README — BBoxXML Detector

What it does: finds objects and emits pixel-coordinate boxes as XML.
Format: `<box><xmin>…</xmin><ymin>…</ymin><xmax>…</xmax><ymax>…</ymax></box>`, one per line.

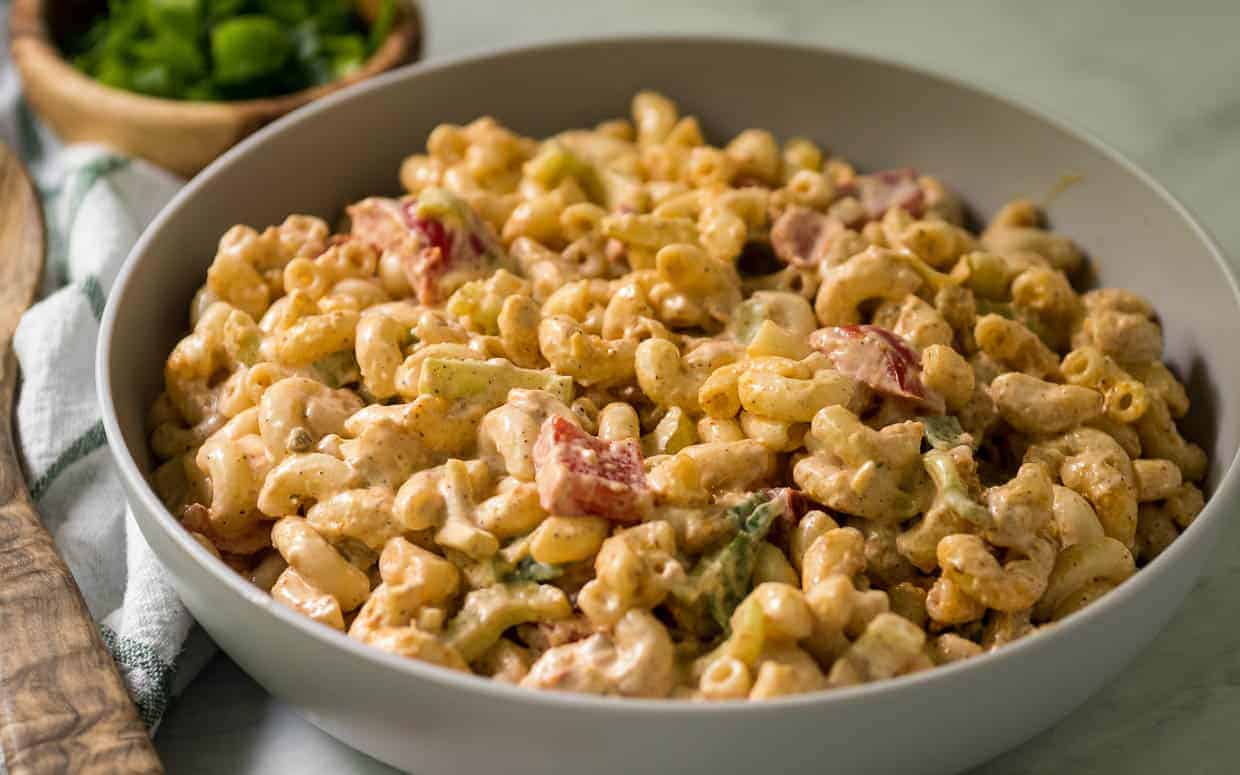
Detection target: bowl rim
<box><xmin>8</xmin><ymin>0</ymin><xmax>422</xmax><ymax>115</ymax></box>
<box><xmin>98</xmin><ymin>33</ymin><xmax>1240</xmax><ymax>717</ymax></box>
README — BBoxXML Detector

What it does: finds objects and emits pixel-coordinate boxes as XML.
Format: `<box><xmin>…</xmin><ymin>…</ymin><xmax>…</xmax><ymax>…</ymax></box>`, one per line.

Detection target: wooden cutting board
<box><xmin>0</xmin><ymin>144</ymin><xmax>163</xmax><ymax>772</ymax></box>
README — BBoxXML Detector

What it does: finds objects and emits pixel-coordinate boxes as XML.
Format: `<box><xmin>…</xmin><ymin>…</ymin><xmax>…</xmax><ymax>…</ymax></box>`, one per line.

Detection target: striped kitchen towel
<box><xmin>1</xmin><ymin>3</ymin><xmax>216</xmax><ymax>739</ymax></box>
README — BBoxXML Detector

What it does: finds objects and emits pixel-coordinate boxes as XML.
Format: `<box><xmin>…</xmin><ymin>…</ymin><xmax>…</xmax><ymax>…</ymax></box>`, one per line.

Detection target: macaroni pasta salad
<box><xmin>149</xmin><ymin>92</ymin><xmax>1208</xmax><ymax>700</ymax></box>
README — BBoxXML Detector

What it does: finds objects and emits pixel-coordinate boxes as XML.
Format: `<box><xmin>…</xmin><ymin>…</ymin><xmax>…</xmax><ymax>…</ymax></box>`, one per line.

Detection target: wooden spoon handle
<box><xmin>0</xmin><ymin>410</ymin><xmax>163</xmax><ymax>772</ymax></box>
<box><xmin>0</xmin><ymin>148</ymin><xmax>163</xmax><ymax>772</ymax></box>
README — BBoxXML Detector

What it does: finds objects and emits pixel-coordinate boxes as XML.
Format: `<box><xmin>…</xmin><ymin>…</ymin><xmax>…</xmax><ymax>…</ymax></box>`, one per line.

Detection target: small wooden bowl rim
<box><xmin>8</xmin><ymin>0</ymin><xmax>422</xmax><ymax>126</ymax></box>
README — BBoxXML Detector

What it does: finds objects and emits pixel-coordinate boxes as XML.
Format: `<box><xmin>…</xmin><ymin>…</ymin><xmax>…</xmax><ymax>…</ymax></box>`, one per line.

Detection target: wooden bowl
<box><xmin>8</xmin><ymin>0</ymin><xmax>421</xmax><ymax>178</ymax></box>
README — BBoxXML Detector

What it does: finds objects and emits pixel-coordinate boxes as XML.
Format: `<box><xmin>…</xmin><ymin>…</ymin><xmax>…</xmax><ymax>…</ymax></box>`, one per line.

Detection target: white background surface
<box><xmin>156</xmin><ymin>1</ymin><xmax>1240</xmax><ymax>772</ymax></box>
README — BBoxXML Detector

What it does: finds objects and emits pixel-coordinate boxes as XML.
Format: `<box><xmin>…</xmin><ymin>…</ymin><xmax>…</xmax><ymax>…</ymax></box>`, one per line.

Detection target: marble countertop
<box><xmin>156</xmin><ymin>1</ymin><xmax>1240</xmax><ymax>772</ymax></box>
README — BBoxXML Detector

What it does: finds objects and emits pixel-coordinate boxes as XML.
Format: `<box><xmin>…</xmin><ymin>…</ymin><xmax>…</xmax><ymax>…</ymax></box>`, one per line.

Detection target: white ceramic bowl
<box><xmin>98</xmin><ymin>37</ymin><xmax>1240</xmax><ymax>775</ymax></box>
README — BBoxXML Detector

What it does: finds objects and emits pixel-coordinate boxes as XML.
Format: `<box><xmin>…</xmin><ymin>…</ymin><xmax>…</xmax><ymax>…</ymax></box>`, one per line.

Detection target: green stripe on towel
<box><xmin>29</xmin><ymin>420</ymin><xmax>107</xmax><ymax>501</ymax></box>
<box><xmin>53</xmin><ymin>155</ymin><xmax>131</xmax><ymax>282</ymax></box>
<box><xmin>81</xmin><ymin>275</ymin><xmax>106</xmax><ymax>320</ymax></box>
<box><xmin>100</xmin><ymin>624</ymin><xmax>175</xmax><ymax>729</ymax></box>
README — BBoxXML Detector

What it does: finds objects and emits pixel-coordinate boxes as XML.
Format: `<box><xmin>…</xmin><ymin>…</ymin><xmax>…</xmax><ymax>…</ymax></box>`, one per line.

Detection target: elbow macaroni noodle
<box><xmin>148</xmin><ymin>92</ymin><xmax>1209</xmax><ymax>701</ymax></box>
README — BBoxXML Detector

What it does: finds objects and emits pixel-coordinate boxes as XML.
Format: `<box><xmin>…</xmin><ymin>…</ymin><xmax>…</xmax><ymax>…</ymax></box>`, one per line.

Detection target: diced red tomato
<box><xmin>810</xmin><ymin>324</ymin><xmax>944</xmax><ymax>411</ymax></box>
<box><xmin>533</xmin><ymin>416</ymin><xmax>653</xmax><ymax>523</ymax></box>
<box><xmin>348</xmin><ymin>192</ymin><xmax>506</xmax><ymax>305</ymax></box>
<box><xmin>399</xmin><ymin>195</ymin><xmax>503</xmax><ymax>305</ymax></box>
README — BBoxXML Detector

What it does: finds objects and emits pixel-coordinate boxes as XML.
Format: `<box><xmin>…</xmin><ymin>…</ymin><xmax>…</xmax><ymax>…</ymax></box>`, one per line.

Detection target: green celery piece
<box><xmin>668</xmin><ymin>491</ymin><xmax>788</xmax><ymax>634</ymax></box>
<box><xmin>527</xmin><ymin>142</ymin><xmax>605</xmax><ymax>203</ymax></box>
<box><xmin>312</xmin><ymin>350</ymin><xmax>360</xmax><ymax>388</ymax></box>
<box><xmin>288</xmin><ymin>19</ymin><xmax>334</xmax><ymax>84</ymax></box>
<box><xmin>95</xmin><ymin>57</ymin><xmax>133</xmax><ymax>90</ymax></box>
<box><xmin>211</xmin><ymin>16</ymin><xmax>293</xmax><ymax>85</ymax></box>
<box><xmin>301</xmin><ymin>58</ymin><xmax>337</xmax><ymax>88</ymax></box>
<box><xmin>321</xmin><ymin>34</ymin><xmax>366</xmax><ymax>79</ymax></box>
<box><xmin>412</xmin><ymin>187</ymin><xmax>475</xmax><ymax>233</ymax></box>
<box><xmin>289</xmin><ymin>19</ymin><xmax>323</xmax><ymax>61</ymax></box>
<box><xmin>445</xmin><ymin>280</ymin><xmax>496</xmax><ymax>335</ymax></box>
<box><xmin>184</xmin><ymin>80</ymin><xmax>221</xmax><ymax>100</ymax></box>
<box><xmin>107</xmin><ymin>0</ymin><xmax>144</xmax><ymax>26</ymax></box>
<box><xmin>923</xmin><ymin>448</ymin><xmax>992</xmax><ymax>529</ymax></box>
<box><xmin>643</xmin><ymin>407</ymin><xmax>695</xmax><ymax>456</ymax></box>
<box><xmin>704</xmin><ymin>493</ymin><xmax>788</xmax><ymax>629</ymax></box>
<box><xmin>206</xmin><ymin>0</ymin><xmax>248</xmax><ymax>23</ymax></box>
<box><xmin>368</xmin><ymin>0</ymin><xmax>396</xmax><ymax>51</ymax></box>
<box><xmin>312</xmin><ymin>0</ymin><xmax>354</xmax><ymax>33</ymax></box>
<box><xmin>444</xmin><ymin>582</ymin><xmax>571</xmax><ymax>662</ymax></box>
<box><xmin>99</xmin><ymin>9</ymin><xmax>143</xmax><ymax>59</ymax></box>
<box><xmin>258</xmin><ymin>0</ymin><xmax>311</xmax><ymax>24</ymax></box>
<box><xmin>133</xmin><ymin>33</ymin><xmax>208</xmax><ymax>80</ymax></box>
<box><xmin>145</xmin><ymin>0</ymin><xmax>202</xmax><ymax>39</ymax></box>
<box><xmin>418</xmin><ymin>357</ymin><xmax>574</xmax><ymax>408</ymax></box>
<box><xmin>66</xmin><ymin>4</ymin><xmax>136</xmax><ymax>83</ymax></box>
<box><xmin>701</xmin><ymin>534</ymin><xmax>762</xmax><ymax>631</ymax></box>
<box><xmin>507</xmin><ymin>557</ymin><xmax>564</xmax><ymax>584</ymax></box>
<box><xmin>922</xmin><ymin>414</ymin><xmax>971</xmax><ymax>451</ymax></box>
<box><xmin>69</xmin><ymin>0</ymin><xmax>369</xmax><ymax>100</ymax></box>
<box><xmin>130</xmin><ymin>62</ymin><xmax>178</xmax><ymax>98</ymax></box>
<box><xmin>412</xmin><ymin>187</ymin><xmax>506</xmax><ymax>258</ymax></box>
<box><xmin>411</xmin><ymin>188</ymin><xmax>511</xmax><ymax>273</ymax></box>
<box><xmin>726</xmin><ymin>491</ymin><xmax>786</xmax><ymax>535</ymax></box>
